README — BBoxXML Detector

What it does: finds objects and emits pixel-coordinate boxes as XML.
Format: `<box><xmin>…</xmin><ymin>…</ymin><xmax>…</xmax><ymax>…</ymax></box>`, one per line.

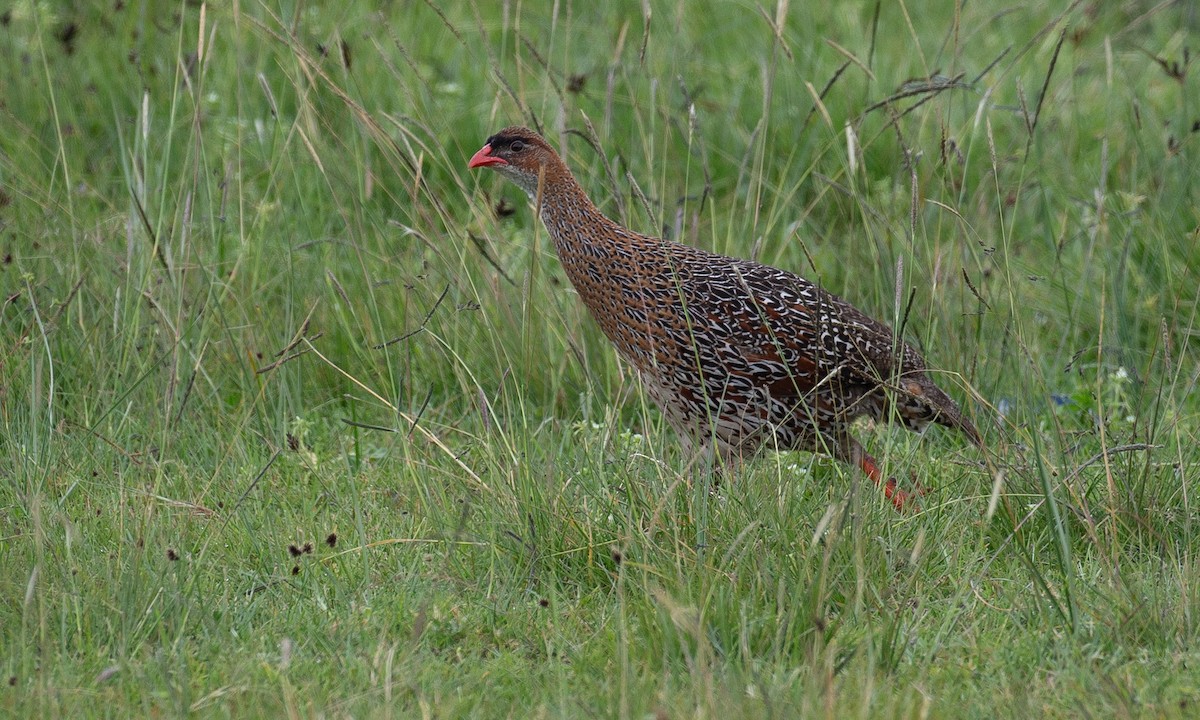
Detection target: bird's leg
<box><xmin>679</xmin><ymin>438</ymin><xmax>722</xmax><ymax>494</ymax></box>
<box><xmin>703</xmin><ymin>440</ymin><xmax>744</xmax><ymax>494</ymax></box>
<box><xmin>836</xmin><ymin>434</ymin><xmax>928</xmax><ymax>511</ymax></box>
<box><xmin>858</xmin><ymin>452</ymin><xmax>928</xmax><ymax>511</ymax></box>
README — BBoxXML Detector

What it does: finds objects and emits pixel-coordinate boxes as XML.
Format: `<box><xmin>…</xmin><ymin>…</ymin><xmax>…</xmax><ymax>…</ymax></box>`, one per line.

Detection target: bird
<box><xmin>468</xmin><ymin>125</ymin><xmax>982</xmax><ymax>510</ymax></box>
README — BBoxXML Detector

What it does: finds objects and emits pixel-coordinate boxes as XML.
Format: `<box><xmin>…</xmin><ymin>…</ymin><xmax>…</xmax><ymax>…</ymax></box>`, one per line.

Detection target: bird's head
<box><xmin>468</xmin><ymin>126</ymin><xmax>558</xmax><ymax>198</ymax></box>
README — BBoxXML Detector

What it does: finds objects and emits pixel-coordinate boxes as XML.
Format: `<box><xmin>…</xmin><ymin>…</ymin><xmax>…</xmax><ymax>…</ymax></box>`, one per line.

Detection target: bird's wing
<box><xmin>680</xmin><ymin>255</ymin><xmax>979</xmax><ymax>434</ymax></box>
<box><xmin>676</xmin><ymin>257</ymin><xmax>850</xmax><ymax>401</ymax></box>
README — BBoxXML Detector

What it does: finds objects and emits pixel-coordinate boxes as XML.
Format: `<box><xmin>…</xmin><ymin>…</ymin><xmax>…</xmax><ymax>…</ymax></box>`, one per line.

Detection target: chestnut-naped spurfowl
<box><xmin>468</xmin><ymin>126</ymin><xmax>982</xmax><ymax>510</ymax></box>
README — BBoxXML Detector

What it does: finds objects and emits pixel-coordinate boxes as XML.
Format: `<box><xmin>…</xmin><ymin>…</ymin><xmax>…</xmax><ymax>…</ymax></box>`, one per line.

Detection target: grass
<box><xmin>2</xmin><ymin>0</ymin><xmax>1198</xmax><ymax>716</ymax></box>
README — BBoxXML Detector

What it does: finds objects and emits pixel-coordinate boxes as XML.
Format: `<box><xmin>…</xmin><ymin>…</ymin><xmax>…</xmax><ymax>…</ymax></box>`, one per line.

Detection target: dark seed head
<box><xmin>302</xmin><ymin>542</ymin><xmax>313</xmax><ymax>555</ymax></box>
<box><xmin>325</xmin><ymin>532</ymin><xmax>338</xmax><ymax>547</ymax></box>
<box><xmin>291</xmin><ymin>565</ymin><xmax>300</xmax><ymax>576</ymax></box>
<box><xmin>538</xmin><ymin>598</ymin><xmax>549</xmax><ymax>607</ymax></box>
<box><xmin>288</xmin><ymin>544</ymin><xmax>302</xmax><ymax>558</ymax></box>
<box><xmin>166</xmin><ymin>548</ymin><xmax>179</xmax><ymax>561</ymax></box>
<box><xmin>55</xmin><ymin>22</ymin><xmax>78</xmax><ymax>54</ymax></box>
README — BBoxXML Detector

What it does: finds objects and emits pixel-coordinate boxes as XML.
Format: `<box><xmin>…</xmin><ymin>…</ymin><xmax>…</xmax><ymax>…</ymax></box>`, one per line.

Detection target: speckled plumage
<box><xmin>469</xmin><ymin>126</ymin><xmax>982</xmax><ymax>509</ymax></box>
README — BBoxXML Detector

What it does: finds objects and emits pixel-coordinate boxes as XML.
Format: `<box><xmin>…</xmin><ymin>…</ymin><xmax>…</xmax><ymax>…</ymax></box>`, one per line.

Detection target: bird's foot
<box><xmin>882</xmin><ymin>472</ymin><xmax>929</xmax><ymax>512</ymax></box>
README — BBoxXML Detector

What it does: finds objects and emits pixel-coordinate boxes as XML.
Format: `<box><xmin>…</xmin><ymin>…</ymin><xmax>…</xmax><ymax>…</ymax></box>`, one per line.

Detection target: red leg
<box><xmin>858</xmin><ymin>453</ymin><xmax>926</xmax><ymax>511</ymax></box>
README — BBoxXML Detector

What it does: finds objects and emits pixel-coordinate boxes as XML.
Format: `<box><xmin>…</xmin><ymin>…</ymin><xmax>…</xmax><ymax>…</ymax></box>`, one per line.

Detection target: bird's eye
<box><xmin>510</xmin><ymin>140</ymin><xmax>526</xmax><ymax>152</ymax></box>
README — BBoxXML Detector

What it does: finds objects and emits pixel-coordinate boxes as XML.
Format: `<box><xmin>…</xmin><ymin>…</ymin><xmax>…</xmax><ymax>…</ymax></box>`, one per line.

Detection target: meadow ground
<box><xmin>2</xmin><ymin>1</ymin><xmax>1198</xmax><ymax>717</ymax></box>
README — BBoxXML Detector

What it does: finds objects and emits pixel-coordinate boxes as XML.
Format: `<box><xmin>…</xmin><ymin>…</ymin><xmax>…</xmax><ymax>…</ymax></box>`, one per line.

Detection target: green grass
<box><xmin>2</xmin><ymin>0</ymin><xmax>1198</xmax><ymax>716</ymax></box>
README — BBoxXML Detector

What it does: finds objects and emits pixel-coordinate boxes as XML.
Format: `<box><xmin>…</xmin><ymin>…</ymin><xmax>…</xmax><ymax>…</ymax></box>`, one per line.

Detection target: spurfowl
<box><xmin>468</xmin><ymin>126</ymin><xmax>981</xmax><ymax>509</ymax></box>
